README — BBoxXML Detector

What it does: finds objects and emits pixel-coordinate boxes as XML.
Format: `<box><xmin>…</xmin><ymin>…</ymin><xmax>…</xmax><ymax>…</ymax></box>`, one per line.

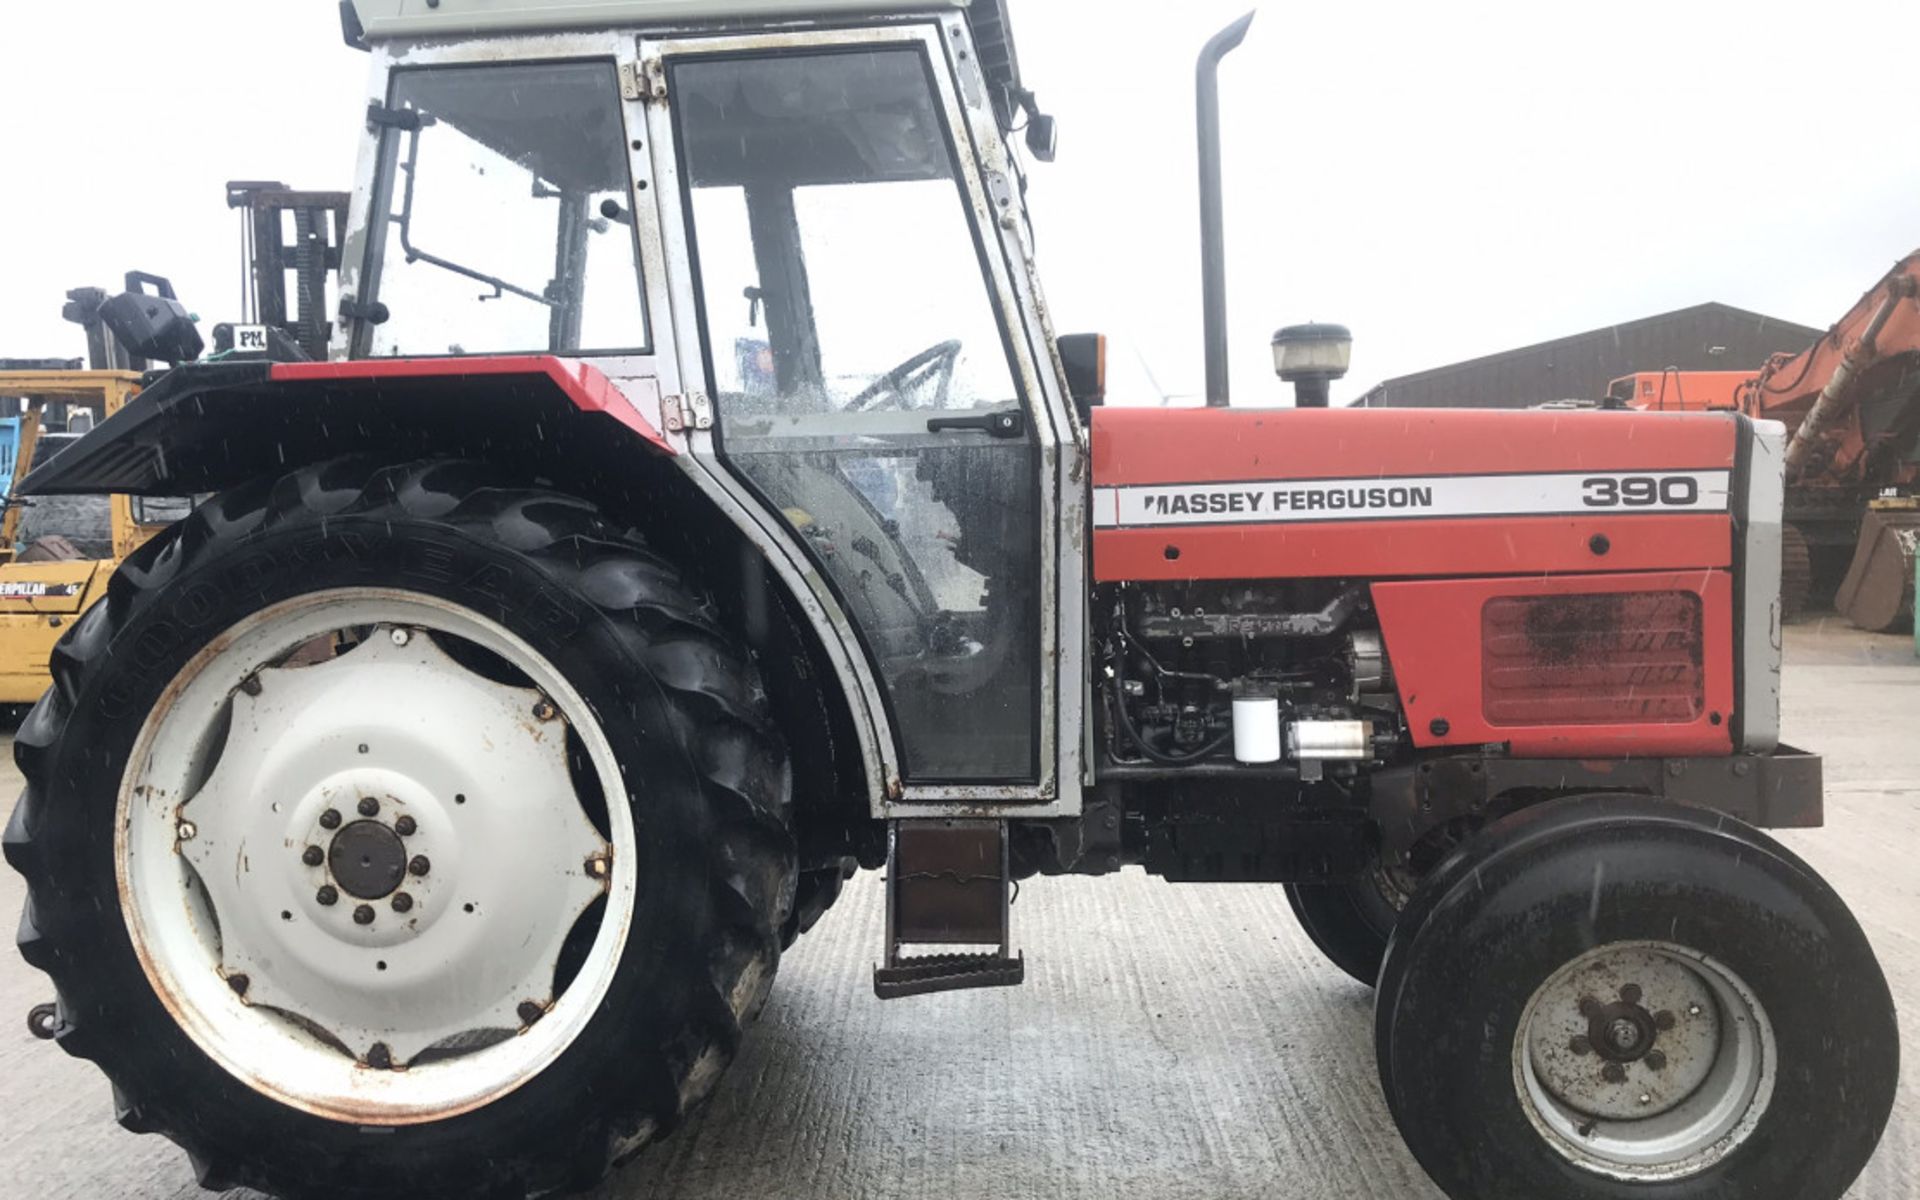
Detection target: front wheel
<box><xmin>4</xmin><ymin>459</ymin><xmax>795</xmax><ymax>1199</ymax></box>
<box><xmin>1376</xmin><ymin>795</ymin><xmax>1898</xmax><ymax>1200</ymax></box>
<box><xmin>1283</xmin><ymin>862</ymin><xmax>1412</xmax><ymax>986</ymax></box>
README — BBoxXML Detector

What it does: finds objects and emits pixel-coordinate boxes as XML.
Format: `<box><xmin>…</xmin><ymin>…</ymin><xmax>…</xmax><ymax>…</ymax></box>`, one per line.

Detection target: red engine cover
<box><xmin>1090</xmin><ymin>407</ymin><xmax>1736</xmax><ymax>581</ymax></box>
<box><xmin>1373</xmin><ymin>571</ymin><xmax>1734</xmax><ymax>756</ymax></box>
<box><xmin>1090</xmin><ymin>406</ymin><xmax>1745</xmax><ymax>755</ymax></box>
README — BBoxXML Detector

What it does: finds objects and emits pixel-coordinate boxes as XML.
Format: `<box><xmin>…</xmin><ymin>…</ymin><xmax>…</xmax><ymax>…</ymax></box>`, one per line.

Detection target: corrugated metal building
<box><xmin>1352</xmin><ymin>302</ymin><xmax>1823</xmax><ymax>409</ymax></box>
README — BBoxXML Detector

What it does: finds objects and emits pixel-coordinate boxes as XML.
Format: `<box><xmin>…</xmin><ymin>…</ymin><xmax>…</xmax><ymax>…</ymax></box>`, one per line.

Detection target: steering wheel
<box><xmin>845</xmin><ymin>339</ymin><xmax>962</xmax><ymax>412</ymax></box>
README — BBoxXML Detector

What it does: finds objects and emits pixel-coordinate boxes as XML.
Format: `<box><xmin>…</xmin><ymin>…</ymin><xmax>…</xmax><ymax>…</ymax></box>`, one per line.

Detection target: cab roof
<box><xmin>342</xmin><ymin>0</ymin><xmax>1029</xmax><ymax>133</ymax></box>
<box><xmin>344</xmin><ymin>0</ymin><xmax>967</xmax><ymax>41</ymax></box>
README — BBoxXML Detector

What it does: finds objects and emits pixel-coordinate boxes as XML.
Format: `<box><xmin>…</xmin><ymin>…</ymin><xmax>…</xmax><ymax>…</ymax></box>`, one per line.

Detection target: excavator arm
<box><xmin>1743</xmin><ymin>252</ymin><xmax>1920</xmax><ymax>491</ymax></box>
<box><xmin>1743</xmin><ymin>252</ymin><xmax>1920</xmax><ymax>632</ymax></box>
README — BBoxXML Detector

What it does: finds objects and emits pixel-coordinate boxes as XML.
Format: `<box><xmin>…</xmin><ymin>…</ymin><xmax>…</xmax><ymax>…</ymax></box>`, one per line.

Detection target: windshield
<box><xmin>357</xmin><ymin>61</ymin><xmax>649</xmax><ymax>358</ymax></box>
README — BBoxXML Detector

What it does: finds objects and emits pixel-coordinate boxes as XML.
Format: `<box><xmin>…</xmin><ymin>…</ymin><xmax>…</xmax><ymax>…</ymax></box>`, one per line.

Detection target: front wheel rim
<box><xmin>117</xmin><ymin>588</ymin><xmax>639</xmax><ymax>1126</ymax></box>
<box><xmin>1513</xmin><ymin>939</ymin><xmax>1776</xmax><ymax>1181</ymax></box>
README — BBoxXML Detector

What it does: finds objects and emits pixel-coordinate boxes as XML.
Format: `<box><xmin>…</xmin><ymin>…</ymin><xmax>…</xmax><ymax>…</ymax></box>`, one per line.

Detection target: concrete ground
<box><xmin>0</xmin><ymin>622</ymin><xmax>1915</xmax><ymax>1199</ymax></box>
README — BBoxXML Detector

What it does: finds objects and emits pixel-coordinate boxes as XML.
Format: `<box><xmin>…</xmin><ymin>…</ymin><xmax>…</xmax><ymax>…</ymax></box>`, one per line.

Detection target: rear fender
<box><xmin>15</xmin><ymin>355</ymin><xmax>671</xmax><ymax>497</ymax></box>
<box><xmin>13</xmin><ymin>355</ymin><xmax>883</xmax><ymax>834</ymax></box>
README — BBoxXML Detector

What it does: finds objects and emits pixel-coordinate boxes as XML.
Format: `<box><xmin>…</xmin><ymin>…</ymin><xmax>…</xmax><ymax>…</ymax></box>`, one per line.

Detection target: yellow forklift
<box><xmin>0</xmin><ymin>364</ymin><xmax>173</xmax><ymax>703</ymax></box>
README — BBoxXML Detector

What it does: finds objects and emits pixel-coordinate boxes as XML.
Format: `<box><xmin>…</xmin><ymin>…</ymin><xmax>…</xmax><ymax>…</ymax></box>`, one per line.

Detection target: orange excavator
<box><xmin>1610</xmin><ymin>251</ymin><xmax>1920</xmax><ymax>628</ymax></box>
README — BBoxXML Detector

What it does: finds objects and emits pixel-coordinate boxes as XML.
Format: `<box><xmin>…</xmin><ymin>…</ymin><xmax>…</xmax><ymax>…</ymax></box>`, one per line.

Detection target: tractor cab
<box><xmin>337</xmin><ymin>0</ymin><xmax>1086</xmax><ymax>805</ymax></box>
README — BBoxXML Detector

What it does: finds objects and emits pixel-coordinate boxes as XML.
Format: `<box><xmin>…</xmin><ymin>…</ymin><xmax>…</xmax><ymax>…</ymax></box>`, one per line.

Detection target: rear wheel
<box><xmin>1376</xmin><ymin>795</ymin><xmax>1898</xmax><ymax>1200</ymax></box>
<box><xmin>5</xmin><ymin>459</ymin><xmax>795</xmax><ymax>1199</ymax></box>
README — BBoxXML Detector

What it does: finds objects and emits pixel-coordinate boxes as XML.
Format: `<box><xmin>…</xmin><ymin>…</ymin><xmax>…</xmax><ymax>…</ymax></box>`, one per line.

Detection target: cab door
<box><xmin>642</xmin><ymin>24</ymin><xmax>1079</xmax><ymax>808</ymax></box>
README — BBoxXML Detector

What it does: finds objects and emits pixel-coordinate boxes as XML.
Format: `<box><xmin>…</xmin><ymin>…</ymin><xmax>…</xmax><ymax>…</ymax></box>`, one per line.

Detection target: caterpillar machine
<box><xmin>1611</xmin><ymin>251</ymin><xmax>1920</xmax><ymax>628</ymax></box>
<box><xmin>6</xmin><ymin>3</ymin><xmax>1898</xmax><ymax>1199</ymax></box>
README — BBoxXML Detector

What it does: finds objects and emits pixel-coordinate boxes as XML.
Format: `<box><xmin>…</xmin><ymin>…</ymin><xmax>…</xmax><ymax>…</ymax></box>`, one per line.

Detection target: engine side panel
<box><xmin>1090</xmin><ymin>407</ymin><xmax>1737</xmax><ymax>582</ymax></box>
<box><xmin>1372</xmin><ymin>570</ymin><xmax>1735</xmax><ymax>756</ymax></box>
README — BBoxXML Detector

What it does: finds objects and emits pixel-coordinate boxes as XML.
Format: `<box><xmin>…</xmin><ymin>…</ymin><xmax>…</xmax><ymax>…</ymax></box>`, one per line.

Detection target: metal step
<box><xmin>873</xmin><ymin>819</ymin><xmax>1021</xmax><ymax>999</ymax></box>
<box><xmin>873</xmin><ymin>952</ymin><xmax>1025</xmax><ymax>1000</ymax></box>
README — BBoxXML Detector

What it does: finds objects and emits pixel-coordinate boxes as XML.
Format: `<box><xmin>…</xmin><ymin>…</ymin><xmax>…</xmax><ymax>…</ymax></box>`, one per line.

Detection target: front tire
<box><xmin>1376</xmin><ymin>795</ymin><xmax>1898</xmax><ymax>1200</ymax></box>
<box><xmin>1283</xmin><ymin>863</ymin><xmax>1411</xmax><ymax>986</ymax></box>
<box><xmin>4</xmin><ymin>459</ymin><xmax>796</xmax><ymax>1199</ymax></box>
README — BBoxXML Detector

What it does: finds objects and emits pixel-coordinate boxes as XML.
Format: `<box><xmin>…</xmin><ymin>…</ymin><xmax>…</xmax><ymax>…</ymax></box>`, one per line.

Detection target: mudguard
<box><xmin>16</xmin><ymin>356</ymin><xmax>671</xmax><ymax>497</ymax></box>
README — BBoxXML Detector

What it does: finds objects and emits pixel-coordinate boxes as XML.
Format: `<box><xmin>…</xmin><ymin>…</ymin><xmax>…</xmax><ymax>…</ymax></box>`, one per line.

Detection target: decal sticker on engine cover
<box><xmin>1091</xmin><ymin>470</ymin><xmax>1729</xmax><ymax>528</ymax></box>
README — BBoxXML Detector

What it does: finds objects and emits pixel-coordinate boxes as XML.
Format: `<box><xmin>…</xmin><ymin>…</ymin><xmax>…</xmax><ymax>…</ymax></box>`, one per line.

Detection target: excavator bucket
<box><xmin>1835</xmin><ymin>503</ymin><xmax>1920</xmax><ymax>633</ymax></box>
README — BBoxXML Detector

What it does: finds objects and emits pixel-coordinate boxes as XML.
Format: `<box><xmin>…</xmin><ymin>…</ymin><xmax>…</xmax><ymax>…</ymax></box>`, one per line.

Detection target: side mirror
<box><xmin>1058</xmin><ymin>332</ymin><xmax>1106</xmax><ymax>424</ymax></box>
<box><xmin>1025</xmin><ymin>113</ymin><xmax>1058</xmax><ymax>163</ymax></box>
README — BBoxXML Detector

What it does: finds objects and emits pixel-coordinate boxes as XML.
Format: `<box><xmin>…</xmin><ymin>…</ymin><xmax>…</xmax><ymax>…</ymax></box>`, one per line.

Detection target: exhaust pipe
<box><xmin>1197</xmin><ymin>11</ymin><xmax>1256</xmax><ymax>408</ymax></box>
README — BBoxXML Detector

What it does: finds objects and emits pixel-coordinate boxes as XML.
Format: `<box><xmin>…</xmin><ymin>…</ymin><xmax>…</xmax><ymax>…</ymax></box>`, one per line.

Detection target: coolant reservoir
<box><xmin>1231</xmin><ymin>694</ymin><xmax>1282</xmax><ymax>764</ymax></box>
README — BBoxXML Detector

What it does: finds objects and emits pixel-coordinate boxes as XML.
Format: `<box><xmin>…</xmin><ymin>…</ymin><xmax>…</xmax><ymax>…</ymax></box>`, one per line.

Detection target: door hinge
<box><xmin>620</xmin><ymin>59</ymin><xmax>667</xmax><ymax>103</ymax></box>
<box><xmin>662</xmin><ymin>391</ymin><xmax>712</xmax><ymax>433</ymax></box>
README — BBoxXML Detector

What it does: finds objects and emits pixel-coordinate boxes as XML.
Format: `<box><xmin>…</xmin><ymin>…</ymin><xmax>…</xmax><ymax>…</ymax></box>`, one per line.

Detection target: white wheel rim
<box><xmin>117</xmin><ymin>588</ymin><xmax>639</xmax><ymax>1126</ymax></box>
<box><xmin>1513</xmin><ymin>940</ymin><xmax>1775</xmax><ymax>1181</ymax></box>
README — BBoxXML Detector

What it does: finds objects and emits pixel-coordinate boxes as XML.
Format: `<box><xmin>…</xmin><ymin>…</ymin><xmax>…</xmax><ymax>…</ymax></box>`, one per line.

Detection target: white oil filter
<box><xmin>1231</xmin><ymin>695</ymin><xmax>1282</xmax><ymax>763</ymax></box>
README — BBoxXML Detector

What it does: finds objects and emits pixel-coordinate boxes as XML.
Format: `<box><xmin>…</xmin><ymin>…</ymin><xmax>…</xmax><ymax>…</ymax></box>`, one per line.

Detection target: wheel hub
<box><xmin>118</xmin><ymin>594</ymin><xmax>638</xmax><ymax>1124</ymax></box>
<box><xmin>1515</xmin><ymin>940</ymin><xmax>1775</xmax><ymax>1181</ymax></box>
<box><xmin>327</xmin><ymin>820</ymin><xmax>408</xmax><ymax>899</ymax></box>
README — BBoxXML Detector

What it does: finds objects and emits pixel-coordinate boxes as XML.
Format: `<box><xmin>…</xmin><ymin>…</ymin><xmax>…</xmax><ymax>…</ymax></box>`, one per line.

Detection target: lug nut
<box><xmin>1645</xmin><ymin>1049</ymin><xmax>1667</xmax><ymax>1071</ymax></box>
<box><xmin>302</xmin><ymin>845</ymin><xmax>324</xmax><ymax>867</ymax></box>
<box><xmin>394</xmin><ymin>815</ymin><xmax>417</xmax><ymax>837</ymax></box>
<box><xmin>319</xmin><ymin>808</ymin><xmax>342</xmax><ymax>830</ymax></box>
<box><xmin>227</xmin><ymin>973</ymin><xmax>250</xmax><ymax>997</ymax></box>
<box><xmin>1601</xmin><ymin>1063</ymin><xmax>1627</xmax><ymax>1084</ymax></box>
<box><xmin>409</xmin><ymin>855</ymin><xmax>431</xmax><ymax>878</ymax></box>
<box><xmin>1654</xmin><ymin>1010</ymin><xmax>1677</xmax><ymax>1031</ymax></box>
<box><xmin>1620</xmin><ymin>983</ymin><xmax>1643</xmax><ymax>1005</ymax></box>
<box><xmin>532</xmin><ymin>698</ymin><xmax>558</xmax><ymax>722</ymax></box>
<box><xmin>353</xmin><ymin>904</ymin><xmax>375</xmax><ymax>925</ymax></box>
<box><xmin>317</xmin><ymin>885</ymin><xmax>339</xmax><ymax>906</ymax></box>
<box><xmin>391</xmin><ymin>892</ymin><xmax>414</xmax><ymax>913</ymax></box>
<box><xmin>367</xmin><ymin>1042</ymin><xmax>393</xmax><ymax>1070</ymax></box>
<box><xmin>517</xmin><ymin>1001</ymin><xmax>545</xmax><ymax>1025</ymax></box>
<box><xmin>358</xmin><ymin>796</ymin><xmax>380</xmax><ymax>817</ymax></box>
<box><xmin>1568</xmin><ymin>1035</ymin><xmax>1592</xmax><ymax>1057</ymax></box>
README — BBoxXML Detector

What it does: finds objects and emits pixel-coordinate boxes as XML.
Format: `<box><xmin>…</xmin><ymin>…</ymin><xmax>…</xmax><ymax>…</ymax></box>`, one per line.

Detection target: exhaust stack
<box><xmin>1197</xmin><ymin>11</ymin><xmax>1256</xmax><ymax>408</ymax></box>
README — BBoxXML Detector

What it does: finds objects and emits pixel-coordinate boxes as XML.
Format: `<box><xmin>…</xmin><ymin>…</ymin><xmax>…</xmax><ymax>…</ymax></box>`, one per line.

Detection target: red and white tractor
<box><xmin>7</xmin><ymin>2</ymin><xmax>1897</xmax><ymax>1198</ymax></box>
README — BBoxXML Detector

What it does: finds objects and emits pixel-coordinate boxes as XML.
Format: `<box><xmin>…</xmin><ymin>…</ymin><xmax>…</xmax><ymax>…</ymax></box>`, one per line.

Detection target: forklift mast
<box><xmin>225</xmin><ymin>181</ymin><xmax>353</xmax><ymax>361</ymax></box>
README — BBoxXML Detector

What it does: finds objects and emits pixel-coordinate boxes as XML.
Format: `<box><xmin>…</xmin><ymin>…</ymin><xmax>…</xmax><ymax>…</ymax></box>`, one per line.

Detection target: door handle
<box><xmin>926</xmin><ymin>410</ymin><xmax>1024</xmax><ymax>439</ymax></box>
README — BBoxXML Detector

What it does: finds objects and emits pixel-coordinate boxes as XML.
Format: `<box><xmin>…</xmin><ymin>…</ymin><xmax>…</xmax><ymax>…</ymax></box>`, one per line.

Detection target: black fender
<box><xmin>16</xmin><ymin>354</ymin><xmax>673</xmax><ymax>497</ymax></box>
<box><xmin>17</xmin><ymin>352</ymin><xmax>879</xmax><ymax>850</ymax></box>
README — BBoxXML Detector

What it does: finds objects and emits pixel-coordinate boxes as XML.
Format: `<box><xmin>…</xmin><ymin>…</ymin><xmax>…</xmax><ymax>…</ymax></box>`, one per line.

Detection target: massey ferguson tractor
<box><xmin>5</xmin><ymin>2</ymin><xmax>1898</xmax><ymax>1198</ymax></box>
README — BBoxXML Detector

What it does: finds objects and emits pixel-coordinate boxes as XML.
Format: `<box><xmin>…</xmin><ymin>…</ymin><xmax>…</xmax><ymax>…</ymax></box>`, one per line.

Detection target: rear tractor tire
<box><xmin>1376</xmin><ymin>795</ymin><xmax>1898</xmax><ymax>1200</ymax></box>
<box><xmin>4</xmin><ymin>459</ymin><xmax>796</xmax><ymax>1200</ymax></box>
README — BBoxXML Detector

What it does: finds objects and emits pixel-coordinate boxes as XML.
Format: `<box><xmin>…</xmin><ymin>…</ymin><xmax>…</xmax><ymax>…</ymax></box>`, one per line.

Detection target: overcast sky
<box><xmin>3</xmin><ymin>1</ymin><xmax>1916</xmax><ymax>406</ymax></box>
